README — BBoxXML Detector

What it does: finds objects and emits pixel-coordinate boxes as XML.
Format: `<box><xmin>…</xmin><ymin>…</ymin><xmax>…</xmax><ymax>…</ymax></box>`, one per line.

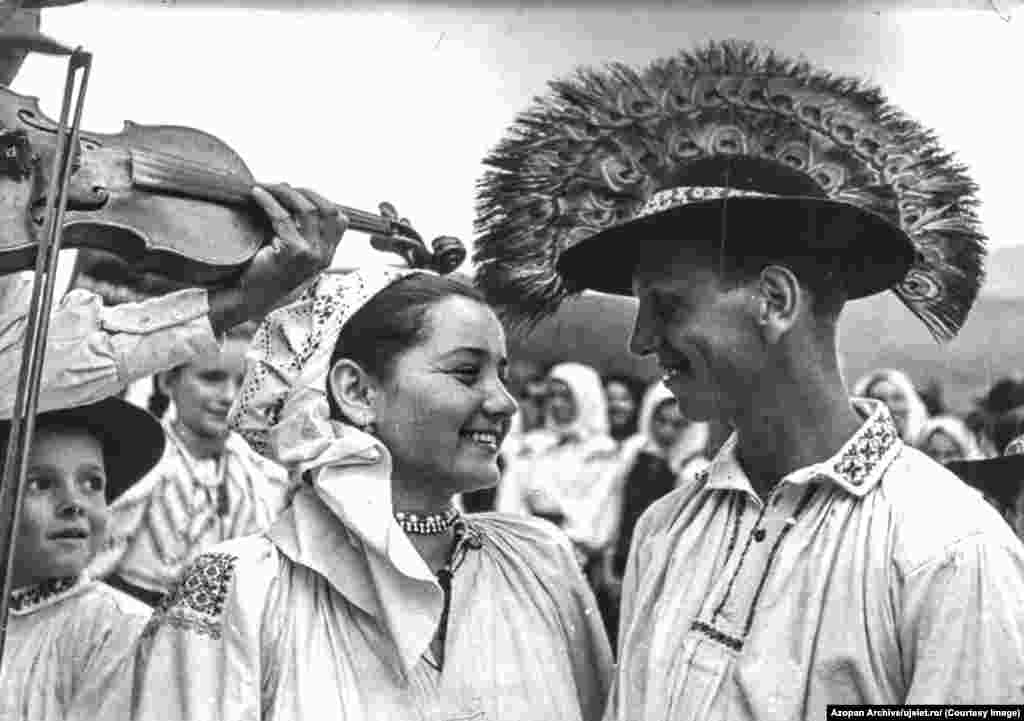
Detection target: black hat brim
<box><xmin>0</xmin><ymin>397</ymin><xmax>165</xmax><ymax>502</ymax></box>
<box><xmin>556</xmin><ymin>196</ymin><xmax>915</xmax><ymax>299</ymax></box>
<box><xmin>946</xmin><ymin>455</ymin><xmax>1024</xmax><ymax>509</ymax></box>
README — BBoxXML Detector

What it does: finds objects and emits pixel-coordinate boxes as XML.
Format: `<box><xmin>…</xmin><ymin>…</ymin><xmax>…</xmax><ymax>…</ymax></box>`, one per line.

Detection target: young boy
<box><xmin>1</xmin><ymin>395</ymin><xmax>165</xmax><ymax>720</ymax></box>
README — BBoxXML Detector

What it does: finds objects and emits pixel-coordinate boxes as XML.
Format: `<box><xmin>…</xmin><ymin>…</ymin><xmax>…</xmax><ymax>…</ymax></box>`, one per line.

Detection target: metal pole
<box><xmin>0</xmin><ymin>47</ymin><xmax>91</xmax><ymax>666</ymax></box>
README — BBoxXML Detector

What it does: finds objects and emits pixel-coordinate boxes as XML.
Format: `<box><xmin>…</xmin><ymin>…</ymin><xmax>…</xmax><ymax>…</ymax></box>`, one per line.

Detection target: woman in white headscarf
<box><xmin>497</xmin><ymin>362</ymin><xmax>622</xmax><ymax>569</ymax></box>
<box><xmin>916</xmin><ymin>415</ymin><xmax>986</xmax><ymax>465</ymax></box>
<box><xmin>129</xmin><ymin>269</ymin><xmax>612</xmax><ymax>721</ymax></box>
<box><xmin>594</xmin><ymin>382</ymin><xmax>710</xmax><ymax>640</ymax></box>
<box><xmin>853</xmin><ymin>369</ymin><xmax>930</xmax><ymax>444</ymax></box>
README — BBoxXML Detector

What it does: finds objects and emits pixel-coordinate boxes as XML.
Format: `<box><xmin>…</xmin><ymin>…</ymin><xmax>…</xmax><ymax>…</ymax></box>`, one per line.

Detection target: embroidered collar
<box><xmin>10</xmin><ymin>575</ymin><xmax>89</xmax><ymax>615</ymax></box>
<box><xmin>700</xmin><ymin>399</ymin><xmax>902</xmax><ymax>500</ymax></box>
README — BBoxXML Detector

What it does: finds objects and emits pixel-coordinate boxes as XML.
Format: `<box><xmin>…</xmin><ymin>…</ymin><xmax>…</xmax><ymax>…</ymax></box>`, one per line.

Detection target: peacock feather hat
<box><xmin>474</xmin><ymin>40</ymin><xmax>986</xmax><ymax>341</ymax></box>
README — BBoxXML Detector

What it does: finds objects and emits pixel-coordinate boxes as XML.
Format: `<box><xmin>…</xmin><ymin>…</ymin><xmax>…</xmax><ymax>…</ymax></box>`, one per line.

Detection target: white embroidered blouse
<box><xmin>130</xmin><ymin>488</ymin><xmax>613</xmax><ymax>721</ymax></box>
<box><xmin>1</xmin><ymin>575</ymin><xmax>151</xmax><ymax>721</ymax></box>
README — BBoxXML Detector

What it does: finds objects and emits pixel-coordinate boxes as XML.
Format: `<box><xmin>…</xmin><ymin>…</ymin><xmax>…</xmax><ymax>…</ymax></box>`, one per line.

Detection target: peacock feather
<box><xmin>474</xmin><ymin>39</ymin><xmax>985</xmax><ymax>341</ymax></box>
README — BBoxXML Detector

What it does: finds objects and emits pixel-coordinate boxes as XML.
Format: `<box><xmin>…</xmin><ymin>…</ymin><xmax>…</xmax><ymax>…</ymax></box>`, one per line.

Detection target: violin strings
<box><xmin>130</xmin><ymin>147</ymin><xmax>390</xmax><ymax>234</ymax></box>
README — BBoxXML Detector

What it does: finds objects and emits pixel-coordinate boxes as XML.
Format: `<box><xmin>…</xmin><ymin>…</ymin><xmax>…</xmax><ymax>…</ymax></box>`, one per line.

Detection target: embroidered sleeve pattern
<box><xmin>144</xmin><ymin>552</ymin><xmax>238</xmax><ymax>640</ymax></box>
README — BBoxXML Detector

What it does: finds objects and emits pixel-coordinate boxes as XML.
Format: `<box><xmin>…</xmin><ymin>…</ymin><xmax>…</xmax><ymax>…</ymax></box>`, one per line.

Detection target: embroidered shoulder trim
<box><xmin>147</xmin><ymin>552</ymin><xmax>238</xmax><ymax>640</ymax></box>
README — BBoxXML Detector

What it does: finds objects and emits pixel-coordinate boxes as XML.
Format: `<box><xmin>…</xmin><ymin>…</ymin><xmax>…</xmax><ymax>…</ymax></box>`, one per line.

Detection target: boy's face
<box><xmin>13</xmin><ymin>426</ymin><xmax>109</xmax><ymax>588</ymax></box>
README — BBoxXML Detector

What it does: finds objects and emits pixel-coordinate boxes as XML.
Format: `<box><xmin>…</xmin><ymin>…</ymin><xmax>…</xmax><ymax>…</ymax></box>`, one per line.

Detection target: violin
<box><xmin>0</xmin><ymin>85</ymin><xmax>466</xmax><ymax>281</ymax></box>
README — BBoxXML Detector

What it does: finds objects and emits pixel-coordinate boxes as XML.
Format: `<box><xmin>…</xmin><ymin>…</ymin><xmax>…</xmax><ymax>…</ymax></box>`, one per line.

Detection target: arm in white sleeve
<box><xmin>0</xmin><ymin>273</ymin><xmax>219</xmax><ymax>417</ymax></box>
<box><xmin>900</xmin><ymin>528</ymin><xmax>1024</xmax><ymax>703</ymax></box>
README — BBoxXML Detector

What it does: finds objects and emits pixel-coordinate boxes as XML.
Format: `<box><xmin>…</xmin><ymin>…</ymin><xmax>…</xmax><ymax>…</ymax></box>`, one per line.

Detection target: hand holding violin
<box><xmin>207</xmin><ymin>184</ymin><xmax>346</xmax><ymax>334</ymax></box>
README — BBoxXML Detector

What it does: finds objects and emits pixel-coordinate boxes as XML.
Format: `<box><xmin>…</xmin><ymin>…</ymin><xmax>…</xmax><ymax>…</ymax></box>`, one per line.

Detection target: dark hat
<box><xmin>555</xmin><ymin>154</ymin><xmax>914</xmax><ymax>300</ymax></box>
<box><xmin>475</xmin><ymin>40</ymin><xmax>986</xmax><ymax>341</ymax></box>
<box><xmin>946</xmin><ymin>455</ymin><xmax>1024</xmax><ymax>510</ymax></box>
<box><xmin>0</xmin><ymin>396</ymin><xmax>165</xmax><ymax>502</ymax></box>
<box><xmin>976</xmin><ymin>377</ymin><xmax>1024</xmax><ymax>416</ymax></box>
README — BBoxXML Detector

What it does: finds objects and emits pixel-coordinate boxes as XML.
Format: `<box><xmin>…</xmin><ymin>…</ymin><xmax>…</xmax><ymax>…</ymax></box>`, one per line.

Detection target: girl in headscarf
<box><xmin>612</xmin><ymin>383</ymin><xmax>710</xmax><ymax>563</ymax></box>
<box><xmin>130</xmin><ymin>269</ymin><xmax>612</xmax><ymax>721</ymax></box>
<box><xmin>916</xmin><ymin>415</ymin><xmax>985</xmax><ymax>465</ymax></box>
<box><xmin>498</xmin><ymin>362</ymin><xmax>623</xmax><ymax>570</ymax></box>
<box><xmin>853</xmin><ymin>368</ymin><xmax>930</xmax><ymax>444</ymax></box>
<box><xmin>595</xmin><ymin>382</ymin><xmax>710</xmax><ymax>641</ymax></box>
<box><xmin>603</xmin><ymin>374</ymin><xmax>642</xmax><ymax>446</ymax></box>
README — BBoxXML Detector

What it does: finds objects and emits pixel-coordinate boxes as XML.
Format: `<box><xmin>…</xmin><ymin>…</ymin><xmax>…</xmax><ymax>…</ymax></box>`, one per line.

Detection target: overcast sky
<box><xmin>14</xmin><ymin>0</ymin><xmax>1024</xmax><ymax>283</ymax></box>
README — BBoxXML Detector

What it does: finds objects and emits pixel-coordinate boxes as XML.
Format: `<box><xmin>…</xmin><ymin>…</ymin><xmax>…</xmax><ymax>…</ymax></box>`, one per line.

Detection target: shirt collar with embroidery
<box><xmin>10</xmin><ymin>574</ymin><xmax>90</xmax><ymax>615</ymax></box>
<box><xmin>700</xmin><ymin>398</ymin><xmax>902</xmax><ymax>499</ymax></box>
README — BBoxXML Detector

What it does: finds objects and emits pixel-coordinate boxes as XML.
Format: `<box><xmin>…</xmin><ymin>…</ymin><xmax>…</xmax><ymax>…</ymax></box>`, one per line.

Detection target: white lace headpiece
<box><xmin>228</xmin><ymin>267</ymin><xmax>430</xmax><ymax>464</ymax></box>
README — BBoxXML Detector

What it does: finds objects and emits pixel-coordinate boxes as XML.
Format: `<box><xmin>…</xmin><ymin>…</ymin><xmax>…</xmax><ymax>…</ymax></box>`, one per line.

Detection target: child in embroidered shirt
<box><xmin>0</xmin><ymin>397</ymin><xmax>164</xmax><ymax>721</ymax></box>
<box><xmin>91</xmin><ymin>328</ymin><xmax>290</xmax><ymax>606</ymax></box>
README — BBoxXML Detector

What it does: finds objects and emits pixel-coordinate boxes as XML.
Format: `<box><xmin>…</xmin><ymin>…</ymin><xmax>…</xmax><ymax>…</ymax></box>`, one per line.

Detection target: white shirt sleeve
<box><xmin>0</xmin><ymin>272</ymin><xmax>219</xmax><ymax>417</ymax></box>
<box><xmin>900</xmin><ymin>528</ymin><xmax>1024</xmax><ymax>703</ymax></box>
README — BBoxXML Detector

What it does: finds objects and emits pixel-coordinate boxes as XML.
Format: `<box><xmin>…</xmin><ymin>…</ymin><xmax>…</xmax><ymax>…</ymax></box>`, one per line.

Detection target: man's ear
<box><xmin>327</xmin><ymin>359</ymin><xmax>379</xmax><ymax>427</ymax></box>
<box><xmin>757</xmin><ymin>264</ymin><xmax>803</xmax><ymax>344</ymax></box>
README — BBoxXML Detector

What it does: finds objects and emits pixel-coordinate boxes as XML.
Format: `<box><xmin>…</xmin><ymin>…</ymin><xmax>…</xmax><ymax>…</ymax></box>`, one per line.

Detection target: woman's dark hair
<box><xmin>326</xmin><ymin>274</ymin><xmax>489</xmax><ymax>423</ymax></box>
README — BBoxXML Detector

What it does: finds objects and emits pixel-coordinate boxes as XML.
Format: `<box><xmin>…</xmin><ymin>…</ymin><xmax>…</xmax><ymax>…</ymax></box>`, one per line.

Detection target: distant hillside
<box><xmin>511</xmin><ymin>257</ymin><xmax>1024</xmax><ymax>414</ymax></box>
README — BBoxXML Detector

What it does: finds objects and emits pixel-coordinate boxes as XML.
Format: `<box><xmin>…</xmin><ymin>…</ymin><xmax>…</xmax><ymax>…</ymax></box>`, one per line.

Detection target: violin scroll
<box><xmin>430</xmin><ymin>235</ymin><xmax>466</xmax><ymax>275</ymax></box>
<box><xmin>369</xmin><ymin>202</ymin><xmax>466</xmax><ymax>275</ymax></box>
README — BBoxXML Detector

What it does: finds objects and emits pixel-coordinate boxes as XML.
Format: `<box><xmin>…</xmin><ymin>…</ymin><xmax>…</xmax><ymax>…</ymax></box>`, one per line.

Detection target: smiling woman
<box><xmin>129</xmin><ymin>268</ymin><xmax>612</xmax><ymax>721</ymax></box>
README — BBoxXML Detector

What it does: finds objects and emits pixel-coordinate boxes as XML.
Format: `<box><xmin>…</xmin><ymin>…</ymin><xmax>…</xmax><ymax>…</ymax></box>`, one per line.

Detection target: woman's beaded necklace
<box><xmin>394</xmin><ymin>505</ymin><xmax>460</xmax><ymax>535</ymax></box>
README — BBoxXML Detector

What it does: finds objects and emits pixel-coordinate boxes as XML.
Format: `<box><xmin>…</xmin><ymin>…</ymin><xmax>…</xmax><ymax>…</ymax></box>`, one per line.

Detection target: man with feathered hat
<box><xmin>475</xmin><ymin>41</ymin><xmax>1024</xmax><ymax>716</ymax></box>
